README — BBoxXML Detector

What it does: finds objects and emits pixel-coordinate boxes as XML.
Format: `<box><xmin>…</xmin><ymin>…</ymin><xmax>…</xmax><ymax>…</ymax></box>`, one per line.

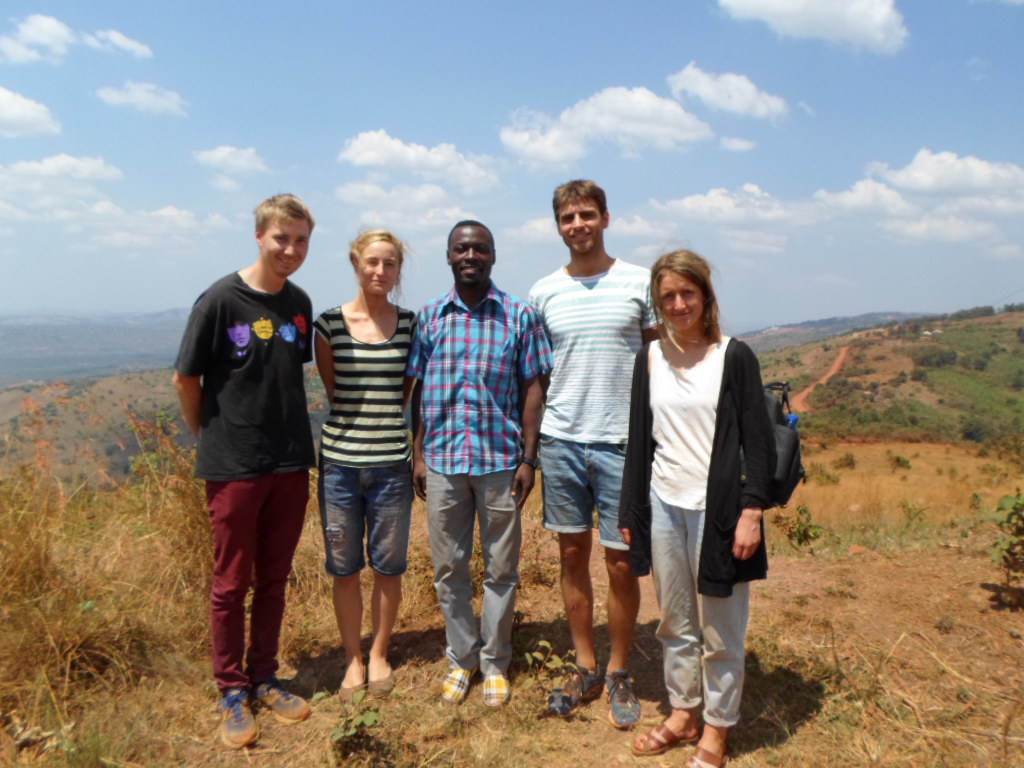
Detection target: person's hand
<box><xmin>413</xmin><ymin>457</ymin><xmax>427</xmax><ymax>501</ymax></box>
<box><xmin>619</xmin><ymin>527</ymin><xmax>632</xmax><ymax>547</ymax></box>
<box><xmin>511</xmin><ymin>464</ymin><xmax>535</xmax><ymax>509</ymax></box>
<box><xmin>733</xmin><ymin>507</ymin><xmax>763</xmax><ymax>560</ymax></box>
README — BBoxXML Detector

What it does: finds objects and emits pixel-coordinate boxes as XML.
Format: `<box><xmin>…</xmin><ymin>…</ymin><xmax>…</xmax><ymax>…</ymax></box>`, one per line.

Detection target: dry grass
<box><xmin>1</xmin><ymin>408</ymin><xmax>1022</xmax><ymax>766</ymax></box>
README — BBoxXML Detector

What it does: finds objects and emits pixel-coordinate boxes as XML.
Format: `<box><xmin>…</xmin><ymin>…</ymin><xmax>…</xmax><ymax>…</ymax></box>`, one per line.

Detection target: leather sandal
<box><xmin>631</xmin><ymin>723</ymin><xmax>699</xmax><ymax>756</ymax></box>
<box><xmin>686</xmin><ymin>745</ymin><xmax>728</xmax><ymax>768</ymax></box>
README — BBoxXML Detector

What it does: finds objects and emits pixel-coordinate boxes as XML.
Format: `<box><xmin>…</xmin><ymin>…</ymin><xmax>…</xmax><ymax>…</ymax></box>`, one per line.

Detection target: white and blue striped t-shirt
<box><xmin>529</xmin><ymin>259</ymin><xmax>655</xmax><ymax>442</ymax></box>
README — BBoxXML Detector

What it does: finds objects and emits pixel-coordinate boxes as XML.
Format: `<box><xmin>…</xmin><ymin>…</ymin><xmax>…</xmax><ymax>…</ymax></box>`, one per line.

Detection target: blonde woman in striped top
<box><xmin>314</xmin><ymin>230</ymin><xmax>416</xmax><ymax>701</ymax></box>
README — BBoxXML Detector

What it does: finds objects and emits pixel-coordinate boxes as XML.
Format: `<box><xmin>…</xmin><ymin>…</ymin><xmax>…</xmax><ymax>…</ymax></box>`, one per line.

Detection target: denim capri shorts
<box><xmin>317</xmin><ymin>459</ymin><xmax>414</xmax><ymax>577</ymax></box>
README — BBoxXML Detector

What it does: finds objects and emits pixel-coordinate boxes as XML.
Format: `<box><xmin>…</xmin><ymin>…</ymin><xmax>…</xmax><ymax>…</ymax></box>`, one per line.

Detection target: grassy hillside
<box><xmin>3</xmin><ymin>310</ymin><xmax>1023</xmax><ymax>486</ymax></box>
<box><xmin>759</xmin><ymin>310</ymin><xmax>1024</xmax><ymax>456</ymax></box>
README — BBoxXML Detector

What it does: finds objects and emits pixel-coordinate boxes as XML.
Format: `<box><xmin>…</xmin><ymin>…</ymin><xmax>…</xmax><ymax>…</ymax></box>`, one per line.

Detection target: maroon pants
<box><xmin>206</xmin><ymin>470</ymin><xmax>309</xmax><ymax>693</ymax></box>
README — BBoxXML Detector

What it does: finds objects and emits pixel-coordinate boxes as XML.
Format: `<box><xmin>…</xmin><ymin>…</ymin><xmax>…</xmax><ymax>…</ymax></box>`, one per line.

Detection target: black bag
<box><xmin>761</xmin><ymin>381</ymin><xmax>805</xmax><ymax>507</ymax></box>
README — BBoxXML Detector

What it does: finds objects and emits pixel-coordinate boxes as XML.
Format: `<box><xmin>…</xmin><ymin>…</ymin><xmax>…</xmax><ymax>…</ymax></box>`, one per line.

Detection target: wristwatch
<box><xmin>520</xmin><ymin>455</ymin><xmax>539</xmax><ymax>468</ymax></box>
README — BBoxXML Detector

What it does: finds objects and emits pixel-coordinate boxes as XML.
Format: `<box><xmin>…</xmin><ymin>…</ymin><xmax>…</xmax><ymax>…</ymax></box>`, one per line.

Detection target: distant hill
<box><xmin>0</xmin><ymin>309</ymin><xmax>189</xmax><ymax>386</ymax></box>
<box><xmin>757</xmin><ymin>310</ymin><xmax>1024</xmax><ymax>447</ymax></box>
<box><xmin>740</xmin><ymin>312</ymin><xmax>916</xmax><ymax>352</ymax></box>
<box><xmin>0</xmin><ymin>308</ymin><xmax>920</xmax><ymax>386</ymax></box>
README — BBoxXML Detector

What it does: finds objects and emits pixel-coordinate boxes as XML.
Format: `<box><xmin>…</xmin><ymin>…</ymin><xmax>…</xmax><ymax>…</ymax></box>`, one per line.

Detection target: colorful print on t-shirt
<box><xmin>253</xmin><ymin>316</ymin><xmax>275</xmax><ymax>340</ymax></box>
<box><xmin>227</xmin><ymin>323</ymin><xmax>251</xmax><ymax>356</ymax></box>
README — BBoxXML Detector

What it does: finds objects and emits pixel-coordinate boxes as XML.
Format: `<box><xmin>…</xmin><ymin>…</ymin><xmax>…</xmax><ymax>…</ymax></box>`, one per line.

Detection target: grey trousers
<box><xmin>426</xmin><ymin>468</ymin><xmax>522</xmax><ymax>677</ymax></box>
<box><xmin>650</xmin><ymin>488</ymin><xmax>750</xmax><ymax>728</ymax></box>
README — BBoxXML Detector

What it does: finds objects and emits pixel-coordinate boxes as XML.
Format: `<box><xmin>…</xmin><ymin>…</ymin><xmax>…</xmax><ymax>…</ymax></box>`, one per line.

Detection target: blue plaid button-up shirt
<box><xmin>407</xmin><ymin>283</ymin><xmax>553</xmax><ymax>476</ymax></box>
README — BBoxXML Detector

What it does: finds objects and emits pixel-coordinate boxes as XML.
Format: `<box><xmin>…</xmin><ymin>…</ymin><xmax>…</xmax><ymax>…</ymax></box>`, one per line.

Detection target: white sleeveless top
<box><xmin>650</xmin><ymin>337</ymin><xmax>729</xmax><ymax>510</ymax></box>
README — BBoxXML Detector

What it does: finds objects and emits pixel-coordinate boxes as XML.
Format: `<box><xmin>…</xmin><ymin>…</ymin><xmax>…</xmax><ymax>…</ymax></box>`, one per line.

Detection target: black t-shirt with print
<box><xmin>175</xmin><ymin>272</ymin><xmax>315</xmax><ymax>481</ymax></box>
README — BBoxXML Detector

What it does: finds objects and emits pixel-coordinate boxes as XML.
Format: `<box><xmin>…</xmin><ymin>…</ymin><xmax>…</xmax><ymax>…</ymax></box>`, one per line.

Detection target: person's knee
<box><xmin>604</xmin><ymin>549</ymin><xmax>636</xmax><ymax>587</ymax></box>
<box><xmin>559</xmin><ymin>535</ymin><xmax>591</xmax><ymax>573</ymax></box>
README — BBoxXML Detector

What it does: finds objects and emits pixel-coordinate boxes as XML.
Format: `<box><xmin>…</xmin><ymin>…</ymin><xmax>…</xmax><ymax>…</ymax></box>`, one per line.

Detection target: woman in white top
<box><xmin>314</xmin><ymin>230</ymin><xmax>416</xmax><ymax>700</ymax></box>
<box><xmin>620</xmin><ymin>250</ymin><xmax>774</xmax><ymax>768</ymax></box>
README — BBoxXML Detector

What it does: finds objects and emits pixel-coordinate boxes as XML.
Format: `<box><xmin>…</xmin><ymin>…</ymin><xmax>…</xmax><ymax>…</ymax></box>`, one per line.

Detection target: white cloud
<box><xmin>720</xmin><ymin>136</ymin><xmax>756</xmax><ymax>152</ymax></box>
<box><xmin>933</xmin><ymin>192</ymin><xmax>1024</xmax><ymax>217</ymax></box>
<box><xmin>720</xmin><ymin>229</ymin><xmax>788</xmax><ymax>253</ymax></box>
<box><xmin>506</xmin><ymin>217</ymin><xmax>559</xmax><ymax>242</ymax></box>
<box><xmin>0</xmin><ymin>15</ymin><xmax>75</xmax><ymax>63</ymax></box>
<box><xmin>668</xmin><ymin>62</ymin><xmax>787</xmax><ymax>119</ymax></box>
<box><xmin>882</xmin><ymin>215</ymin><xmax>999</xmax><ymax>242</ymax></box>
<box><xmin>718</xmin><ymin>0</ymin><xmax>908</xmax><ymax>54</ymax></box>
<box><xmin>83</xmin><ymin>205</ymin><xmax>203</xmax><ymax>250</ymax></box>
<box><xmin>613</xmin><ymin>215</ymin><xmax>676</xmax><ymax>238</ymax></box>
<box><xmin>96</xmin><ymin>81</ymin><xmax>186</xmax><ymax>116</ymax></box>
<box><xmin>195</xmin><ymin>146</ymin><xmax>268</xmax><ymax>175</ymax></box>
<box><xmin>500</xmin><ymin>87</ymin><xmax>712</xmax><ymax>168</ymax></box>
<box><xmin>8</xmin><ymin>154</ymin><xmax>122</xmax><ymax>180</ymax></box>
<box><xmin>0</xmin><ymin>155</ymin><xmax>122</xmax><ymax>218</ymax></box>
<box><xmin>653</xmin><ymin>183</ymin><xmax>796</xmax><ymax>223</ymax></box>
<box><xmin>0</xmin><ymin>86</ymin><xmax>60</xmax><ymax>137</ymax></box>
<box><xmin>334</xmin><ymin>181</ymin><xmax>473</xmax><ymax>229</ymax></box>
<box><xmin>89</xmin><ymin>29</ymin><xmax>152</xmax><ymax>58</ymax></box>
<box><xmin>338</xmin><ymin>130</ymin><xmax>498</xmax><ymax>194</ymax></box>
<box><xmin>869</xmin><ymin>149</ymin><xmax>1024</xmax><ymax>193</ymax></box>
<box><xmin>0</xmin><ymin>15</ymin><xmax>151</xmax><ymax>63</ymax></box>
<box><xmin>814</xmin><ymin>179</ymin><xmax>916</xmax><ymax>215</ymax></box>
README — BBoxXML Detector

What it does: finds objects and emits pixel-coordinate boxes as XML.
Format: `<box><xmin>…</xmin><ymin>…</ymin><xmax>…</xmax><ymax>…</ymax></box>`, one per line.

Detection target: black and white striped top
<box><xmin>313</xmin><ymin>306</ymin><xmax>416</xmax><ymax>467</ymax></box>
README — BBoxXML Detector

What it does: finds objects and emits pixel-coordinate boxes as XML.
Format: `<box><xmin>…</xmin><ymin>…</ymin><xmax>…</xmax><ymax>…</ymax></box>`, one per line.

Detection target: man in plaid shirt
<box><xmin>407</xmin><ymin>220</ymin><xmax>552</xmax><ymax>708</ymax></box>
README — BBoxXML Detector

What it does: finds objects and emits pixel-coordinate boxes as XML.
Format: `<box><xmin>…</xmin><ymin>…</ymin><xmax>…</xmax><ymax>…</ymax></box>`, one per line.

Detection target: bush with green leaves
<box><xmin>991</xmin><ymin>490</ymin><xmax>1024</xmax><ymax>605</ymax></box>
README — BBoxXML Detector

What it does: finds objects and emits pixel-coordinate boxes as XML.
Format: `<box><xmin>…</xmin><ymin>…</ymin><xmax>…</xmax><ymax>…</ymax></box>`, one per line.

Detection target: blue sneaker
<box><xmin>254</xmin><ymin>677</ymin><xmax>311</xmax><ymax>723</ymax></box>
<box><xmin>548</xmin><ymin>663</ymin><xmax>603</xmax><ymax>717</ymax></box>
<box><xmin>606</xmin><ymin>669</ymin><xmax>641</xmax><ymax>729</ymax></box>
<box><xmin>218</xmin><ymin>688</ymin><xmax>258</xmax><ymax>748</ymax></box>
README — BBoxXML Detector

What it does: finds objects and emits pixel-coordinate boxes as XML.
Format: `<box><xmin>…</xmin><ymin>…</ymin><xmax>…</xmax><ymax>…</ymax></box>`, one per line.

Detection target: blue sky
<box><xmin>1</xmin><ymin>0</ymin><xmax>1023</xmax><ymax>334</ymax></box>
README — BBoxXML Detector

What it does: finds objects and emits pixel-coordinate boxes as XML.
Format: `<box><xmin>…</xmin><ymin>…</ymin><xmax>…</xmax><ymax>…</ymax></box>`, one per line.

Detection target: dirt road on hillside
<box><xmin>791</xmin><ymin>345</ymin><xmax>850</xmax><ymax>413</ymax></box>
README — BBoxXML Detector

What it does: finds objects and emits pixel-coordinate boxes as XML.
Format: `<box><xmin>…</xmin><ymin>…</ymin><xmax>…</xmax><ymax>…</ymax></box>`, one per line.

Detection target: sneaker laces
<box><xmin>258</xmin><ymin>677</ymin><xmax>294</xmax><ymax>699</ymax></box>
<box><xmin>222</xmin><ymin>690</ymin><xmax>250</xmax><ymax>722</ymax></box>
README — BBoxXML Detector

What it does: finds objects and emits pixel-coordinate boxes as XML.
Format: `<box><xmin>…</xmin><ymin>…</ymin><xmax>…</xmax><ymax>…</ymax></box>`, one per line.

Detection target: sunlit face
<box><xmin>556</xmin><ymin>199</ymin><xmax>609</xmax><ymax>257</ymax></box>
<box><xmin>447</xmin><ymin>225</ymin><xmax>495</xmax><ymax>289</ymax></box>
<box><xmin>658</xmin><ymin>271</ymin><xmax>706</xmax><ymax>337</ymax></box>
<box><xmin>354</xmin><ymin>240</ymin><xmax>400</xmax><ymax>296</ymax></box>
<box><xmin>255</xmin><ymin>217</ymin><xmax>311</xmax><ymax>280</ymax></box>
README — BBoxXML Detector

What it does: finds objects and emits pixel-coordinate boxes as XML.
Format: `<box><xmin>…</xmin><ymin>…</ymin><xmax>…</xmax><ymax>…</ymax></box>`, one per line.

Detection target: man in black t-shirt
<box><xmin>173</xmin><ymin>194</ymin><xmax>316</xmax><ymax>749</ymax></box>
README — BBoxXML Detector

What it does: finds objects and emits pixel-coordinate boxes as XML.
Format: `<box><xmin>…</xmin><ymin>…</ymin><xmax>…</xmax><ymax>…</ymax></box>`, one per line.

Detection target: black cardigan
<box><xmin>618</xmin><ymin>338</ymin><xmax>776</xmax><ymax>597</ymax></box>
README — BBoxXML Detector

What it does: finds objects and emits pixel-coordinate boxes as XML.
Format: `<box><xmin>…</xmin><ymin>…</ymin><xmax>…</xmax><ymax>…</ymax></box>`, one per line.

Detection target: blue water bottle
<box><xmin>787</xmin><ymin>413</ymin><xmax>799</xmax><ymax>430</ymax></box>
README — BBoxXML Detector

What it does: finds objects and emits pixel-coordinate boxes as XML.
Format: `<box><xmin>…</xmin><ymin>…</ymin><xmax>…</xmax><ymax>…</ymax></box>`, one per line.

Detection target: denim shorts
<box><xmin>318</xmin><ymin>460</ymin><xmax>414</xmax><ymax>577</ymax></box>
<box><xmin>539</xmin><ymin>435</ymin><xmax>628</xmax><ymax>550</ymax></box>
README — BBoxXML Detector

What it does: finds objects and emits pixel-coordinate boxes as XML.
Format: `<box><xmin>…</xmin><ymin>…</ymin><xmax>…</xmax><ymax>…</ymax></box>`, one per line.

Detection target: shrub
<box><xmin>910</xmin><ymin>346</ymin><xmax>958</xmax><ymax>368</ymax></box>
<box><xmin>991</xmin><ymin>490</ymin><xmax>1024</xmax><ymax>606</ymax></box>
<box><xmin>831</xmin><ymin>453</ymin><xmax>857</xmax><ymax>470</ymax></box>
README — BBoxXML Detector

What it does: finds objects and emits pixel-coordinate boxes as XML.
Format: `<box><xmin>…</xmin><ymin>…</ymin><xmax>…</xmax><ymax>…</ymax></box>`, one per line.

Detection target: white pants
<box><xmin>650</xmin><ymin>489</ymin><xmax>750</xmax><ymax>727</ymax></box>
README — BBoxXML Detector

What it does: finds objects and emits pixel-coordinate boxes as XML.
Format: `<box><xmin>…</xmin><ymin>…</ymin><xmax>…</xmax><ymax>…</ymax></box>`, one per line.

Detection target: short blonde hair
<box><xmin>650</xmin><ymin>249</ymin><xmax>721</xmax><ymax>343</ymax></box>
<box><xmin>254</xmin><ymin>194</ymin><xmax>315</xmax><ymax>234</ymax></box>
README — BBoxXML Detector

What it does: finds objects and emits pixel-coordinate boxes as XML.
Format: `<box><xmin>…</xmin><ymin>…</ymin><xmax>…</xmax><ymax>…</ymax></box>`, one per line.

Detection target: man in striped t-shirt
<box><xmin>529</xmin><ymin>180</ymin><xmax>658</xmax><ymax>729</ymax></box>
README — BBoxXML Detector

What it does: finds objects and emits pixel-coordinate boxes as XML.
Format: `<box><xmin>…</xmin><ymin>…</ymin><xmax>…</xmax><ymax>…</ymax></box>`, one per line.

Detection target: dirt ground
<box><xmin>164</xmin><ymin>508</ymin><xmax>1023</xmax><ymax>768</ymax></box>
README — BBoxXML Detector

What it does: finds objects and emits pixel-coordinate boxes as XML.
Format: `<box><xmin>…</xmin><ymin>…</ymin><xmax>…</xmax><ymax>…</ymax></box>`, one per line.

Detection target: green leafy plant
<box><xmin>887</xmin><ymin>452</ymin><xmax>912</xmax><ymax>471</ymax></box>
<box><xmin>991</xmin><ymin>489</ymin><xmax>1024</xmax><ymax>607</ymax></box>
<box><xmin>331</xmin><ymin>690</ymin><xmax>385</xmax><ymax>761</ymax></box>
<box><xmin>771</xmin><ymin>504</ymin><xmax>824</xmax><ymax>553</ymax></box>
<box><xmin>520</xmin><ymin>639</ymin><xmax>576</xmax><ymax>692</ymax></box>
